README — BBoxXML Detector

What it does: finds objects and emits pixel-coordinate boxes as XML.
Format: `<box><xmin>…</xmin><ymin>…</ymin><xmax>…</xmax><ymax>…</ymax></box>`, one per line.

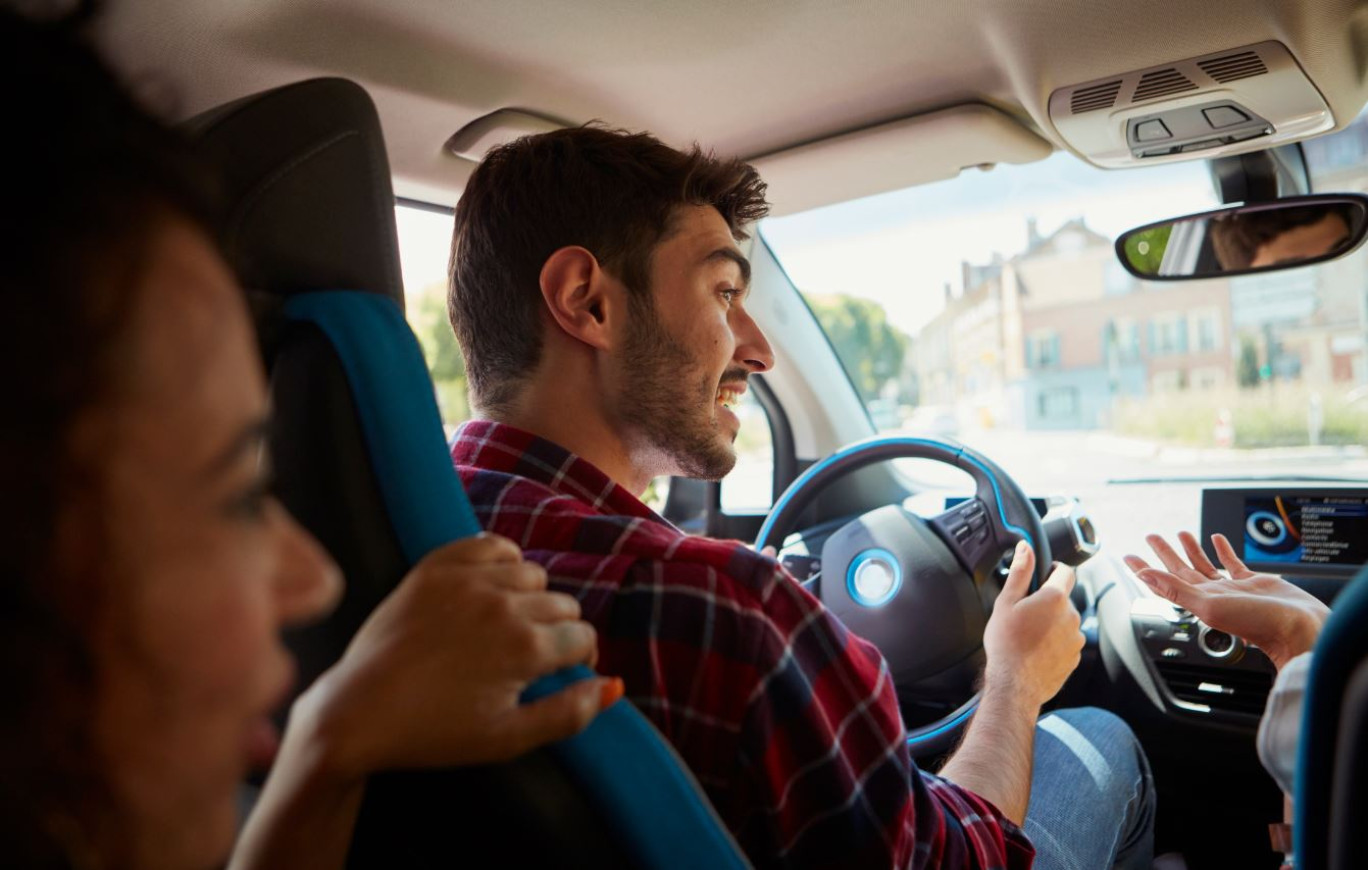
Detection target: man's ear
<box><xmin>539</xmin><ymin>246</ymin><xmax>623</xmax><ymax>351</ymax></box>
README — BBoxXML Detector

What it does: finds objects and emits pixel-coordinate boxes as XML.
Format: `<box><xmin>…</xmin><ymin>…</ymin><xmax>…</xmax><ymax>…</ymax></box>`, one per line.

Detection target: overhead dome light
<box><xmin>444</xmin><ymin>109</ymin><xmax>569</xmax><ymax>162</ymax></box>
<box><xmin>1048</xmin><ymin>42</ymin><xmax>1332</xmax><ymax>169</ymax></box>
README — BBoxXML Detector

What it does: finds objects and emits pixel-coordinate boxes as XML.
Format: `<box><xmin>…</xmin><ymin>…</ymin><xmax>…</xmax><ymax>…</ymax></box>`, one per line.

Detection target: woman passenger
<box><xmin>0</xmin><ymin>6</ymin><xmax>619</xmax><ymax>868</ymax></box>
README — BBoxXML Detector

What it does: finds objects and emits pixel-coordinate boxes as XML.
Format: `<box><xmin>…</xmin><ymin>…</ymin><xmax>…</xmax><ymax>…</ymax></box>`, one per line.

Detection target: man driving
<box><xmin>445</xmin><ymin>125</ymin><xmax>1155</xmax><ymax>869</ymax></box>
<box><xmin>1209</xmin><ymin>203</ymin><xmax>1355</xmax><ymax>271</ymax></box>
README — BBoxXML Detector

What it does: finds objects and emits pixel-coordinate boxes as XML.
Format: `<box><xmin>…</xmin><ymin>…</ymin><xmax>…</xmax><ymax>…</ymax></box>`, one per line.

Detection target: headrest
<box><xmin>187</xmin><ymin>78</ymin><xmax>404</xmax><ymax>309</ymax></box>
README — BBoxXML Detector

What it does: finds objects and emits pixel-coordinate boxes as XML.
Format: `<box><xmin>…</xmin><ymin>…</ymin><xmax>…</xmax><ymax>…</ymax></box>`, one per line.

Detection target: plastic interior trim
<box><xmin>283</xmin><ymin>291</ymin><xmax>749</xmax><ymax>870</ymax></box>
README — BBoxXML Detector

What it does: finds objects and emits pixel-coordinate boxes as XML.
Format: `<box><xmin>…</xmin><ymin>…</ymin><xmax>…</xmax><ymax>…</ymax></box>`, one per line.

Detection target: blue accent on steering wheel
<box><xmin>756</xmin><ymin>436</ymin><xmax>1035</xmax><ymax>552</ymax></box>
<box><xmin>846</xmin><ymin>548</ymin><xmax>902</xmax><ymax>607</ymax></box>
<box><xmin>907</xmin><ymin>701</ymin><xmax>978</xmax><ymax>748</ymax></box>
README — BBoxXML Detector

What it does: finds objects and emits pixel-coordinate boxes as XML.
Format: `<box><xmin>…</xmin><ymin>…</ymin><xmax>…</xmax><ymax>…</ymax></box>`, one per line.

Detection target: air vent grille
<box><xmin>1071</xmin><ymin>80</ymin><xmax>1123</xmax><ymax>114</ymax></box>
<box><xmin>1155</xmin><ymin>661</ymin><xmax>1273</xmax><ymax>717</ymax></box>
<box><xmin>1133</xmin><ymin>68</ymin><xmax>1199</xmax><ymax>102</ymax></box>
<box><xmin>1199</xmin><ymin>51</ymin><xmax>1269</xmax><ymax>83</ymax></box>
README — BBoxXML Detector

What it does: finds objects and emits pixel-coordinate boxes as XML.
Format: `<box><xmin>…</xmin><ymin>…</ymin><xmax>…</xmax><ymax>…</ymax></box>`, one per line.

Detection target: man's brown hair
<box><xmin>448</xmin><ymin>125</ymin><xmax>769</xmax><ymax>413</ymax></box>
<box><xmin>1209</xmin><ymin>203</ymin><xmax>1356</xmax><ymax>270</ymax></box>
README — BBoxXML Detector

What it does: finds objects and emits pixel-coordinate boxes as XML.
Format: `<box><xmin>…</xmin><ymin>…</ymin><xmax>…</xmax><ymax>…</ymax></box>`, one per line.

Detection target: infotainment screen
<box><xmin>1242</xmin><ymin>495</ymin><xmax>1368</xmax><ymax>566</ymax></box>
<box><xmin>1201</xmin><ymin>488</ymin><xmax>1368</xmax><ymax>577</ymax></box>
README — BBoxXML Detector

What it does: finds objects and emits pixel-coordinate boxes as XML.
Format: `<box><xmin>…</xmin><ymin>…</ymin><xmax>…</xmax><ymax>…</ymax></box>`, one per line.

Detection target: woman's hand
<box><xmin>234</xmin><ymin>534</ymin><xmax>618</xmax><ymax>870</ymax></box>
<box><xmin>1124</xmin><ymin>531</ymin><xmax>1330</xmax><ymax>670</ymax></box>
<box><xmin>296</xmin><ymin>533</ymin><xmax>620</xmax><ymax>781</ymax></box>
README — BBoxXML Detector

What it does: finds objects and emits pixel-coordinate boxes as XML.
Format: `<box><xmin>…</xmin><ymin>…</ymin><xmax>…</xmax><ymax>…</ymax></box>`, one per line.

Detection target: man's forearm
<box><xmin>937</xmin><ymin>681</ymin><xmax>1040</xmax><ymax>825</ymax></box>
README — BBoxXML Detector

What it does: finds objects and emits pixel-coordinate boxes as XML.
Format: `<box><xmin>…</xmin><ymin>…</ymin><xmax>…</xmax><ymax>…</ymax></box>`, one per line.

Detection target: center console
<box><xmin>1129</xmin><ymin>486</ymin><xmax>1368</xmax><ymax>724</ymax></box>
<box><xmin>1130</xmin><ymin>596</ymin><xmax>1274</xmax><ymax>720</ymax></box>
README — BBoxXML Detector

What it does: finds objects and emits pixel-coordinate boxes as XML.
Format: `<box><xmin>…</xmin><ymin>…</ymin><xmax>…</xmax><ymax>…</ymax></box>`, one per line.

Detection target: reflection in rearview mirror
<box><xmin>1115</xmin><ymin>194</ymin><xmax>1368</xmax><ymax>281</ymax></box>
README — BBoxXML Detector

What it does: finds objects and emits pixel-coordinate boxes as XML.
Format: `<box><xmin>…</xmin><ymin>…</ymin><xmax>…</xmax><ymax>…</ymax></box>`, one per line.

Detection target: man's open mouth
<box><xmin>716</xmin><ymin>382</ymin><xmax>747</xmax><ymax>409</ymax></box>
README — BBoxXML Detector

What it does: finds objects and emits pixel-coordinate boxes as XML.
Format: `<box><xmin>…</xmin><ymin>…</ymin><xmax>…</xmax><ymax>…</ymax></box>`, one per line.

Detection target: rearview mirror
<box><xmin>1115</xmin><ymin>194</ymin><xmax>1368</xmax><ymax>281</ymax></box>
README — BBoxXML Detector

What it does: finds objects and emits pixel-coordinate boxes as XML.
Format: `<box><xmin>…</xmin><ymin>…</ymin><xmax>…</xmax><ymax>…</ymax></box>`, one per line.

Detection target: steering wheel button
<box><xmin>855</xmin><ymin>560</ymin><xmax>894</xmax><ymax>599</ymax></box>
<box><xmin>846</xmin><ymin>548</ymin><xmax>902</xmax><ymax>608</ymax></box>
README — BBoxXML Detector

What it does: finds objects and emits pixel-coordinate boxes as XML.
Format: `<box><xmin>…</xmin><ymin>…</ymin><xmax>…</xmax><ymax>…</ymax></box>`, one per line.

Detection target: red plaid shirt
<box><xmin>453</xmin><ymin>422</ymin><xmax>1034</xmax><ymax>869</ymax></box>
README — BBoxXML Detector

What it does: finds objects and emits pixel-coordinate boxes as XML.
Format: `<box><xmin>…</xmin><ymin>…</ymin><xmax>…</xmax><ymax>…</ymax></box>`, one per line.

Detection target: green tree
<box><xmin>1122</xmin><ymin>224</ymin><xmax>1172</xmax><ymax>276</ymax></box>
<box><xmin>1237</xmin><ymin>333</ymin><xmax>1260</xmax><ymax>389</ymax></box>
<box><xmin>805</xmin><ymin>293</ymin><xmax>909</xmax><ymax>403</ymax></box>
<box><xmin>410</xmin><ymin>283</ymin><xmax>469</xmax><ymax>422</ymax></box>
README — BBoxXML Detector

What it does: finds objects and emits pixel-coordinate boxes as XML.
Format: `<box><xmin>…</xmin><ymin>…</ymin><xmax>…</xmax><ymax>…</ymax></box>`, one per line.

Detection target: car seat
<box><xmin>187</xmin><ymin>77</ymin><xmax>748</xmax><ymax>869</ymax></box>
<box><xmin>1293</xmin><ymin>564</ymin><xmax>1368</xmax><ymax>870</ymax></box>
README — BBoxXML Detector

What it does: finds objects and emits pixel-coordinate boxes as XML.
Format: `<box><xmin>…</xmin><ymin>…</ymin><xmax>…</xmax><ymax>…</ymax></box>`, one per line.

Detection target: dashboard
<box><xmin>1119</xmin><ymin>486</ymin><xmax>1365</xmax><ymax>726</ymax></box>
<box><xmin>779</xmin><ymin>484</ymin><xmax>1364</xmax><ymax>731</ymax></box>
<box><xmin>1202</xmin><ymin>488</ymin><xmax>1368</xmax><ymax>577</ymax></box>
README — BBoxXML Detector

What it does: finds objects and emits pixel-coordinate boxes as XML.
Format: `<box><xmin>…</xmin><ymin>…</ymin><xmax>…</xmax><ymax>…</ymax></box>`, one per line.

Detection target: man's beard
<box><xmin>619</xmin><ymin>299</ymin><xmax>741</xmax><ymax>481</ymax></box>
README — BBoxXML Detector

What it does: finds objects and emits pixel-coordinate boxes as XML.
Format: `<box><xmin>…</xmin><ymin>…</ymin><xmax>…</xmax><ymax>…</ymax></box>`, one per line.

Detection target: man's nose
<box><xmin>734</xmin><ymin>306</ymin><xmax>774</xmax><ymax>373</ymax></box>
<box><xmin>272</xmin><ymin>503</ymin><xmax>343</xmax><ymax>624</ymax></box>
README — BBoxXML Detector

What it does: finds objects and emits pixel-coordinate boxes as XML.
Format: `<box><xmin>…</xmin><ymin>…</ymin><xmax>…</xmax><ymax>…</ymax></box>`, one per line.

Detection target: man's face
<box><xmin>613</xmin><ymin>204</ymin><xmax>774</xmax><ymax>481</ymax></box>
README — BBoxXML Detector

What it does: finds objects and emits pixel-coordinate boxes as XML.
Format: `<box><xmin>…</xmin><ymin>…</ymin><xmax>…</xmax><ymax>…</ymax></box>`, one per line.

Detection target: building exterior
<box><xmin>917</xmin><ymin>218</ymin><xmax>1242</xmax><ymax>431</ymax></box>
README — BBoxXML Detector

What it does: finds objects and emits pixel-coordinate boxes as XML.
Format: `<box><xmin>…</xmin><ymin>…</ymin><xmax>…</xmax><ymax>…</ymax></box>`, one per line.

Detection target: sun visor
<box><xmin>752</xmin><ymin>104</ymin><xmax>1053</xmax><ymax>217</ymax></box>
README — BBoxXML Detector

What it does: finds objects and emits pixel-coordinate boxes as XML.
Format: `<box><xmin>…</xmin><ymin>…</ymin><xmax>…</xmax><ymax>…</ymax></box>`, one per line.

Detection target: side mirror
<box><xmin>1115</xmin><ymin>194</ymin><xmax>1368</xmax><ymax>281</ymax></box>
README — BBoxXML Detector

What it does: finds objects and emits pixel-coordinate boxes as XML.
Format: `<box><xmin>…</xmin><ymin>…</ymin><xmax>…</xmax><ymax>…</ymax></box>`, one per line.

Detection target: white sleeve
<box><xmin>1256</xmin><ymin>652</ymin><xmax>1312</xmax><ymax>795</ymax></box>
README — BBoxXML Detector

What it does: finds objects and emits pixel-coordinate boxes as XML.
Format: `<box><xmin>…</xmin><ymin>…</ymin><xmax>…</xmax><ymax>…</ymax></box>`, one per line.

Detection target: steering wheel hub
<box><xmin>756</xmin><ymin>436</ymin><xmax>1051</xmax><ymax>754</ymax></box>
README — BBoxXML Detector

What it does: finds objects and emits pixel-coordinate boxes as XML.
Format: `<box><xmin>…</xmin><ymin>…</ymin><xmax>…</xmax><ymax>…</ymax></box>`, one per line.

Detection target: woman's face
<box><xmin>75</xmin><ymin>217</ymin><xmax>340</xmax><ymax>869</ymax></box>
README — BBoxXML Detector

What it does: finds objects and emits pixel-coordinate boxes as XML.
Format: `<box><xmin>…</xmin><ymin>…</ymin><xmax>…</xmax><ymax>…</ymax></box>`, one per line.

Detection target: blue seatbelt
<box><xmin>284</xmin><ymin>291</ymin><xmax>749</xmax><ymax>870</ymax></box>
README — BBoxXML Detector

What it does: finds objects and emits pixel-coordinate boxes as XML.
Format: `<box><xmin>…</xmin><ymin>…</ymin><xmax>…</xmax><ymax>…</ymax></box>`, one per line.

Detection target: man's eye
<box><xmin>720</xmin><ymin>288</ymin><xmax>739</xmax><ymax>305</ymax></box>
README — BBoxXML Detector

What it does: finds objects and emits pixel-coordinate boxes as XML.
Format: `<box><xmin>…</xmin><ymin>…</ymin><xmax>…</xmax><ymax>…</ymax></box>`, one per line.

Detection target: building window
<box><xmin>1104</xmin><ymin>318</ymin><xmax>1142</xmax><ymax>362</ymax></box>
<box><xmin>1037</xmin><ymin>387</ymin><xmax>1078</xmax><ymax>419</ymax></box>
<box><xmin>1192</xmin><ymin>308</ymin><xmax>1222</xmax><ymax>352</ymax></box>
<box><xmin>1190</xmin><ymin>366</ymin><xmax>1224</xmax><ymax>390</ymax></box>
<box><xmin>1026</xmin><ymin>331</ymin><xmax>1061</xmax><ymax>369</ymax></box>
<box><xmin>1148</xmin><ymin>313</ymin><xmax>1188</xmax><ymax>357</ymax></box>
<box><xmin>1152</xmin><ymin>370</ymin><xmax>1186</xmax><ymax>393</ymax></box>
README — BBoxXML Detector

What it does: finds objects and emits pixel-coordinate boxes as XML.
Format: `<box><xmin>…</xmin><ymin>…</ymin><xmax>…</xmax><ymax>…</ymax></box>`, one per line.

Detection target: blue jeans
<box><xmin>1023</xmin><ymin>707</ymin><xmax>1156</xmax><ymax>870</ymax></box>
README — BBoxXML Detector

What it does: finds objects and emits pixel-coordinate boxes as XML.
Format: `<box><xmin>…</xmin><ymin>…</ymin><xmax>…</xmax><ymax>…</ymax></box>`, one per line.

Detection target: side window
<box><xmin>394</xmin><ymin>204</ymin><xmax>468</xmax><ymax>435</ymax></box>
<box><xmin>719</xmin><ymin>389</ymin><xmax>776</xmax><ymax>513</ymax></box>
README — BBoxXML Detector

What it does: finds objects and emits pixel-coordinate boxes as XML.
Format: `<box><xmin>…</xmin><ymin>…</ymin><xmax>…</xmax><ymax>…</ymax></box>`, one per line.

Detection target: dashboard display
<box><xmin>1203</xmin><ymin>487</ymin><xmax>1368</xmax><ymax>577</ymax></box>
<box><xmin>1243</xmin><ymin>495</ymin><xmax>1368</xmax><ymax>566</ymax></box>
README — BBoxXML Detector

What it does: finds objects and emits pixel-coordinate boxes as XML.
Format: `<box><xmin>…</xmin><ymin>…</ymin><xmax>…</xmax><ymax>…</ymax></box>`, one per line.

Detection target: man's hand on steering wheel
<box><xmin>983</xmin><ymin>542</ymin><xmax>1084</xmax><ymax>708</ymax></box>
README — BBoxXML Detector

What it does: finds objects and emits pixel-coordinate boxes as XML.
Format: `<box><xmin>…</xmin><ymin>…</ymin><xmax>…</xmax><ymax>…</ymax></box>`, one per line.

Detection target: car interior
<box><xmin>94</xmin><ymin>1</ymin><xmax>1368</xmax><ymax>867</ymax></box>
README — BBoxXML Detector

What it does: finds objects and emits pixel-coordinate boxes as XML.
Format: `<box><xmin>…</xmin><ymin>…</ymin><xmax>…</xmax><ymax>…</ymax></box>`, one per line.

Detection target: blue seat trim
<box><xmin>1294</xmin><ymin>562</ymin><xmax>1368</xmax><ymax>870</ymax></box>
<box><xmin>283</xmin><ymin>291</ymin><xmax>749</xmax><ymax>870</ymax></box>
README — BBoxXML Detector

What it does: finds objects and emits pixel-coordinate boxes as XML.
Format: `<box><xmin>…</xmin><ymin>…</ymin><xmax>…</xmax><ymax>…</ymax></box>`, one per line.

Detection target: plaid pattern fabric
<box><xmin>452</xmin><ymin>421</ymin><xmax>1034</xmax><ymax>869</ymax></box>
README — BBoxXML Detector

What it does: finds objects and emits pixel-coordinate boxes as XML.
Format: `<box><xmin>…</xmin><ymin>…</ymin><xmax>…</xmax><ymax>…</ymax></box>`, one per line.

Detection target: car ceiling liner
<box><xmin>1050</xmin><ymin>41</ymin><xmax>1333</xmax><ymax>169</ymax></box>
<box><xmin>751</xmin><ymin>104</ymin><xmax>1054</xmax><ymax>217</ymax></box>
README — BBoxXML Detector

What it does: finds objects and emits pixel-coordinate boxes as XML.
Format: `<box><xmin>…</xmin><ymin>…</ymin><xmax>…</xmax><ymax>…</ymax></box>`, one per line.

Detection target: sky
<box><xmin>396</xmin><ymin>205</ymin><xmax>455</xmax><ymax>296</ymax></box>
<box><xmin>761</xmin><ymin>150</ymin><xmax>1224</xmax><ymax>334</ymax></box>
<box><xmin>394</xmin><ymin>149</ymin><xmax>1222</xmax><ymax>335</ymax></box>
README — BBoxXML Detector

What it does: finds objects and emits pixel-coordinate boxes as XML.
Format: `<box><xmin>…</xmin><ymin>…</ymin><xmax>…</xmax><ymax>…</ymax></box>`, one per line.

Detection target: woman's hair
<box><xmin>0</xmin><ymin>4</ymin><xmax>218</xmax><ymax>865</ymax></box>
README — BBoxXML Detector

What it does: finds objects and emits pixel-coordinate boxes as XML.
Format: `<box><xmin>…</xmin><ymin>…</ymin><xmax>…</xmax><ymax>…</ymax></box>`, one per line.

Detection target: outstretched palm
<box><xmin>1124</xmin><ymin>531</ymin><xmax>1330</xmax><ymax>670</ymax></box>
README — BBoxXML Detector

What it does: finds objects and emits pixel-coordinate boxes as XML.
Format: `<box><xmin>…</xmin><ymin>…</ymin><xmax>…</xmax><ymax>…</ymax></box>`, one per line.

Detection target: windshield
<box><xmin>763</xmin><ymin>114</ymin><xmax>1368</xmax><ymax>545</ymax></box>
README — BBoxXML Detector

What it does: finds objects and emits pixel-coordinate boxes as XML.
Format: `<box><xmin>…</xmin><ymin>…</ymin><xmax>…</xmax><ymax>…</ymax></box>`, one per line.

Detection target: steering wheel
<box><xmin>755</xmin><ymin>436</ymin><xmax>1051</xmax><ymax>755</ymax></box>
